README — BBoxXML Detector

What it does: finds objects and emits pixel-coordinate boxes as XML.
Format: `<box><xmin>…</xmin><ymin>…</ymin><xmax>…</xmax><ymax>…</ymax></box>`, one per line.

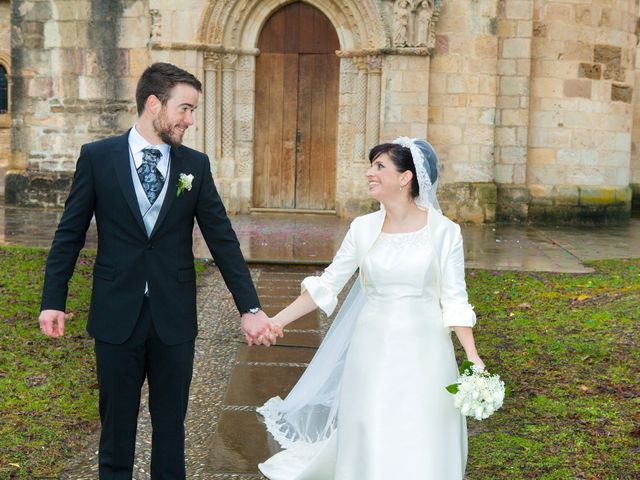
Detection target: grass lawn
<box><xmin>0</xmin><ymin>245</ymin><xmax>638</xmax><ymax>478</ymax></box>
<box><xmin>0</xmin><ymin>246</ymin><xmax>97</xmax><ymax>479</ymax></box>
<box><xmin>465</xmin><ymin>260</ymin><xmax>640</xmax><ymax>479</ymax></box>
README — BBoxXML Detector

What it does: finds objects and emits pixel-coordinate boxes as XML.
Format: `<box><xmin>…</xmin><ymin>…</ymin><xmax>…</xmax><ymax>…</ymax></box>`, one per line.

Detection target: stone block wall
<box><xmin>3</xmin><ymin>0</ymin><xmax>640</xmax><ymax>224</ymax></box>
<box><xmin>632</xmin><ymin>28</ymin><xmax>640</xmax><ymax>210</ymax></box>
<box><xmin>6</xmin><ymin>0</ymin><xmax>148</xmax><ymax>205</ymax></box>
<box><xmin>494</xmin><ymin>0</ymin><xmax>533</xmax><ymax>222</ymax></box>
<box><xmin>526</xmin><ymin>0</ymin><xmax>635</xmax><ymax>222</ymax></box>
<box><xmin>428</xmin><ymin>0</ymin><xmax>499</xmax><ymax>222</ymax></box>
<box><xmin>0</xmin><ymin>0</ymin><xmax>10</xmax><ymax>197</ymax></box>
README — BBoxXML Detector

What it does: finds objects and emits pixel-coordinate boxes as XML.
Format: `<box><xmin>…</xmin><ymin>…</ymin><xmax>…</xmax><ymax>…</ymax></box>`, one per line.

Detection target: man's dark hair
<box><xmin>135</xmin><ymin>63</ymin><xmax>202</xmax><ymax>115</ymax></box>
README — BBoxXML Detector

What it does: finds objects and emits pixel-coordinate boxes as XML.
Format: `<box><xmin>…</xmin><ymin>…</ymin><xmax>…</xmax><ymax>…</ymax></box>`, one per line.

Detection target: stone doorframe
<box><xmin>195</xmin><ymin>0</ymin><xmax>433</xmax><ymax>216</ymax></box>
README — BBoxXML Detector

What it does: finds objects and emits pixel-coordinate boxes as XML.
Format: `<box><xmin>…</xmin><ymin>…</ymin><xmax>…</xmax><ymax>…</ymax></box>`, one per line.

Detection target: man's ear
<box><xmin>145</xmin><ymin>94</ymin><xmax>161</xmax><ymax>115</ymax></box>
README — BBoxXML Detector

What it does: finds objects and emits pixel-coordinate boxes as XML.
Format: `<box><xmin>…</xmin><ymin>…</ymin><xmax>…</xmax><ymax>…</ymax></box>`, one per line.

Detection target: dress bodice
<box><xmin>362</xmin><ymin>225</ymin><xmax>439</xmax><ymax>303</ymax></box>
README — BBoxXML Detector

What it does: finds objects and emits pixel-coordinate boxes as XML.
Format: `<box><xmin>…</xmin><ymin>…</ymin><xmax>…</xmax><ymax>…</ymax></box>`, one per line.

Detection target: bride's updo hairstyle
<box><xmin>369</xmin><ymin>143</ymin><xmax>419</xmax><ymax>198</ymax></box>
<box><xmin>368</xmin><ymin>140</ymin><xmax>438</xmax><ymax>200</ymax></box>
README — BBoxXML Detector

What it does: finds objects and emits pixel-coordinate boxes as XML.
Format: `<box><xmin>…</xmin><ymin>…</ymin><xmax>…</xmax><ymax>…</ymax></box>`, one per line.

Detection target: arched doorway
<box><xmin>253</xmin><ymin>2</ymin><xmax>339</xmax><ymax>212</ymax></box>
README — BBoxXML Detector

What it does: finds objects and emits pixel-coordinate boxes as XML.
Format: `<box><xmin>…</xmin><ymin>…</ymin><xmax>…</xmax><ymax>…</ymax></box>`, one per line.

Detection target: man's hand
<box><xmin>241</xmin><ymin>310</ymin><xmax>282</xmax><ymax>346</ymax></box>
<box><xmin>39</xmin><ymin>310</ymin><xmax>73</xmax><ymax>338</ymax></box>
<box><xmin>241</xmin><ymin>310</ymin><xmax>271</xmax><ymax>346</ymax></box>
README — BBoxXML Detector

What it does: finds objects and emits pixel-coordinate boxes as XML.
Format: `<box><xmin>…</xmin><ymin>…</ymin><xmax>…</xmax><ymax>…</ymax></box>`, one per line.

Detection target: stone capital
<box><xmin>352</xmin><ymin>56</ymin><xmax>369</xmax><ymax>71</ymax></box>
<box><xmin>367</xmin><ymin>55</ymin><xmax>383</xmax><ymax>73</ymax></box>
<box><xmin>204</xmin><ymin>52</ymin><xmax>223</xmax><ymax>70</ymax></box>
<box><xmin>222</xmin><ymin>54</ymin><xmax>238</xmax><ymax>70</ymax></box>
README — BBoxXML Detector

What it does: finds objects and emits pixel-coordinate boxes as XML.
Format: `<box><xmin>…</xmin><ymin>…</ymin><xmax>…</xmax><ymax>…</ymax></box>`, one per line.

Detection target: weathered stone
<box><xmin>594</xmin><ymin>44</ymin><xmax>621</xmax><ymax>65</ymax></box>
<box><xmin>611</xmin><ymin>84</ymin><xmax>632</xmax><ymax>103</ymax></box>
<box><xmin>563</xmin><ymin>79</ymin><xmax>591</xmax><ymax>99</ymax></box>
<box><xmin>553</xmin><ymin>185</ymin><xmax>579</xmax><ymax>206</ymax></box>
<box><xmin>528</xmin><ymin>204</ymin><xmax>630</xmax><ymax>225</ymax></box>
<box><xmin>496</xmin><ymin>185</ymin><xmax>529</xmax><ymax>223</ymax></box>
<box><xmin>580</xmin><ymin>186</ymin><xmax>619</xmax><ymax>206</ymax></box>
<box><xmin>578</xmin><ymin>63</ymin><xmax>601</xmax><ymax>80</ymax></box>
<box><xmin>435</xmin><ymin>35</ymin><xmax>448</xmax><ymax>54</ymax></box>
<box><xmin>631</xmin><ymin>183</ymin><xmax>640</xmax><ymax>212</ymax></box>
<box><xmin>2</xmin><ymin>0</ymin><xmax>637</xmax><ymax>226</ymax></box>
<box><xmin>603</xmin><ymin>65</ymin><xmax>626</xmax><ymax>82</ymax></box>
<box><xmin>532</xmin><ymin>22</ymin><xmax>547</xmax><ymax>37</ymax></box>
<box><xmin>473</xmin><ymin>182</ymin><xmax>498</xmax><ymax>204</ymax></box>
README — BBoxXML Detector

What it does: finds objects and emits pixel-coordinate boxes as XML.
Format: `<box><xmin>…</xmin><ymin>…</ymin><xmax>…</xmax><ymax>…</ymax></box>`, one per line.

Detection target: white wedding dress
<box><xmin>259</xmin><ymin>224</ymin><xmax>467</xmax><ymax>479</ymax></box>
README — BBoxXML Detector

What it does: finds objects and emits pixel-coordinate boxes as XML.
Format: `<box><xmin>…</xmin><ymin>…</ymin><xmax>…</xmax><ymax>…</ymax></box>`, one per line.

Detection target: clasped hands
<box><xmin>240</xmin><ymin>310</ymin><xmax>284</xmax><ymax>347</ymax></box>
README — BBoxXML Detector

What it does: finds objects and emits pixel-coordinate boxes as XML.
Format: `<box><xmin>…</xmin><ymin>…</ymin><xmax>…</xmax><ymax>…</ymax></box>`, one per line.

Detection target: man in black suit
<box><xmin>39</xmin><ymin>63</ymin><xmax>277</xmax><ymax>479</ymax></box>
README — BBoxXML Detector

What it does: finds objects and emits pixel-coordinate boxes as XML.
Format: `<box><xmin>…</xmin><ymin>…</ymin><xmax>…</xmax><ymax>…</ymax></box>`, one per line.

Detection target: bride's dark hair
<box><xmin>369</xmin><ymin>143</ymin><xmax>419</xmax><ymax>198</ymax></box>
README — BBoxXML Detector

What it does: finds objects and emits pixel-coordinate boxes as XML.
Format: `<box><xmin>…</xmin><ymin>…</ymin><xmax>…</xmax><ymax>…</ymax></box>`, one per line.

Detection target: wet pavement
<box><xmin>3</xmin><ymin>201</ymin><xmax>639</xmax><ymax>478</ymax></box>
<box><xmin>2</xmin><ymin>202</ymin><xmax>640</xmax><ymax>273</ymax></box>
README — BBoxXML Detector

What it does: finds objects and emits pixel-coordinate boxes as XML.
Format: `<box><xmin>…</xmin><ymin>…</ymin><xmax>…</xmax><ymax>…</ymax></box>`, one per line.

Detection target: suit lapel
<box><xmin>113</xmin><ymin>130</ymin><xmax>147</xmax><ymax>237</ymax></box>
<box><xmin>150</xmin><ymin>145</ymin><xmax>181</xmax><ymax>238</ymax></box>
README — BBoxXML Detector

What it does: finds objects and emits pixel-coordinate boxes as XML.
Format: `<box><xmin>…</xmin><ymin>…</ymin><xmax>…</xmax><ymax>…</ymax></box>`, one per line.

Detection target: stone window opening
<box><xmin>0</xmin><ymin>64</ymin><xmax>7</xmax><ymax>114</ymax></box>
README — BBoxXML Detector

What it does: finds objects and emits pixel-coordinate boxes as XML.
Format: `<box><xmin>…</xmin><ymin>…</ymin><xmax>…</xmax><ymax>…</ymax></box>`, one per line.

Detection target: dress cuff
<box><xmin>301</xmin><ymin>276</ymin><xmax>338</xmax><ymax>316</ymax></box>
<box><xmin>442</xmin><ymin>303</ymin><xmax>476</xmax><ymax>328</ymax></box>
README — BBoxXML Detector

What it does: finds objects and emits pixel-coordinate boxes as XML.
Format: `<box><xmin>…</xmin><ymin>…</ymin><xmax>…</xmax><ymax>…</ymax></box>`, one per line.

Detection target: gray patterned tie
<box><xmin>137</xmin><ymin>148</ymin><xmax>165</xmax><ymax>205</ymax></box>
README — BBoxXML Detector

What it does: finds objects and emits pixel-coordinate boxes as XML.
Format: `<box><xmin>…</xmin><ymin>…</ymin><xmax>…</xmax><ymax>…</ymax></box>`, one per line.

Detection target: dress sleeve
<box><xmin>441</xmin><ymin>225</ymin><xmax>476</xmax><ymax>328</ymax></box>
<box><xmin>301</xmin><ymin>226</ymin><xmax>358</xmax><ymax>316</ymax></box>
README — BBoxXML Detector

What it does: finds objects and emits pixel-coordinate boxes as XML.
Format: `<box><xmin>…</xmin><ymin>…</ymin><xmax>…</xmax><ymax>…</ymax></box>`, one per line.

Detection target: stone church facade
<box><xmin>2</xmin><ymin>0</ymin><xmax>640</xmax><ymax>224</ymax></box>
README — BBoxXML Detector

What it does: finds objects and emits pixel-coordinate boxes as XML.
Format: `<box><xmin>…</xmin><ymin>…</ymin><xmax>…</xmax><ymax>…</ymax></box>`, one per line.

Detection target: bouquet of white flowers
<box><xmin>446</xmin><ymin>361</ymin><xmax>506</xmax><ymax>420</ymax></box>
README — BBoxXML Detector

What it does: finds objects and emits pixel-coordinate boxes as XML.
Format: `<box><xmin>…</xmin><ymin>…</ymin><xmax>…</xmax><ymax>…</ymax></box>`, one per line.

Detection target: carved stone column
<box><xmin>366</xmin><ymin>55</ymin><xmax>382</xmax><ymax>149</ymax></box>
<box><xmin>221</xmin><ymin>54</ymin><xmax>238</xmax><ymax>162</ymax></box>
<box><xmin>204</xmin><ymin>53</ymin><xmax>222</xmax><ymax>166</ymax></box>
<box><xmin>353</xmin><ymin>57</ymin><xmax>369</xmax><ymax>161</ymax></box>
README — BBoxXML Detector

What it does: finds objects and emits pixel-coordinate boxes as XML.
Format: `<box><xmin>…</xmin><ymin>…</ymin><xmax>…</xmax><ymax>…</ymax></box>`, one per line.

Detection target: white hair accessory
<box><xmin>392</xmin><ymin>136</ymin><xmax>441</xmax><ymax>212</ymax></box>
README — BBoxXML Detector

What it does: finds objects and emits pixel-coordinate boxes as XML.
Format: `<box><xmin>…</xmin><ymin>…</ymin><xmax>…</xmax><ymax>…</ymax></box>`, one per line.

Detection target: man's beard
<box><xmin>153</xmin><ymin>114</ymin><xmax>184</xmax><ymax>148</ymax></box>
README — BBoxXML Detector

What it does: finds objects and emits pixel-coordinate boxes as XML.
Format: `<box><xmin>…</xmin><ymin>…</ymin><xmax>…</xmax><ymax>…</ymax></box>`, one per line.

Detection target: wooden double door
<box><xmin>253</xmin><ymin>2</ymin><xmax>339</xmax><ymax>211</ymax></box>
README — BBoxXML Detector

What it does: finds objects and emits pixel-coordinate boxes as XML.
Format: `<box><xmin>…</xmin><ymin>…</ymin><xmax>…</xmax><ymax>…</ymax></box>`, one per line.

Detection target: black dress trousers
<box><xmin>94</xmin><ymin>297</ymin><xmax>195</xmax><ymax>479</ymax></box>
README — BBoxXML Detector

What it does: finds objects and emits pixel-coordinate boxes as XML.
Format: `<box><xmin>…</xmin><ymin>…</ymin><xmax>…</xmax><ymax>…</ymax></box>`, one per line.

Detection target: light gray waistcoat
<box><xmin>128</xmin><ymin>153</ymin><xmax>171</xmax><ymax>237</ymax></box>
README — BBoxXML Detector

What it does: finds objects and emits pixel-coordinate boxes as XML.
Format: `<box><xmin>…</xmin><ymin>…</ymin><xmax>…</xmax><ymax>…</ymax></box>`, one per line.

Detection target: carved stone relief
<box><xmin>414</xmin><ymin>0</ymin><xmax>434</xmax><ymax>47</ymax></box>
<box><xmin>199</xmin><ymin>0</ymin><xmax>386</xmax><ymax>50</ymax></box>
<box><xmin>392</xmin><ymin>0</ymin><xmax>438</xmax><ymax>49</ymax></box>
<box><xmin>149</xmin><ymin>9</ymin><xmax>162</xmax><ymax>40</ymax></box>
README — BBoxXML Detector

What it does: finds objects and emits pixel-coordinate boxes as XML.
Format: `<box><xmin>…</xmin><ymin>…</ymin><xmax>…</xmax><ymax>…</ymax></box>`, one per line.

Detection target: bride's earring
<box><xmin>399</xmin><ymin>184</ymin><xmax>404</xmax><ymax>192</ymax></box>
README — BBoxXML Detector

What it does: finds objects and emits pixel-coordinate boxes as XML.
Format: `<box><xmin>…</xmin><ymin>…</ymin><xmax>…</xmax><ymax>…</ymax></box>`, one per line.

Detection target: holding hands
<box><xmin>240</xmin><ymin>309</ymin><xmax>284</xmax><ymax>347</ymax></box>
<box><xmin>241</xmin><ymin>290</ymin><xmax>319</xmax><ymax>347</ymax></box>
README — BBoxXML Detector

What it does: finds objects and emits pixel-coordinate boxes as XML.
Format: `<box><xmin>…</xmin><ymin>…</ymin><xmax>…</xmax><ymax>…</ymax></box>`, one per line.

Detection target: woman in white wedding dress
<box><xmin>257</xmin><ymin>138</ymin><xmax>484</xmax><ymax>480</ymax></box>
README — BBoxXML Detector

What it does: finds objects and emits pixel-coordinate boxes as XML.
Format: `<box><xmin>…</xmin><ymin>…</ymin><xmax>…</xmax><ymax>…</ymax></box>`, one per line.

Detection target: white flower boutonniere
<box><xmin>177</xmin><ymin>173</ymin><xmax>194</xmax><ymax>198</ymax></box>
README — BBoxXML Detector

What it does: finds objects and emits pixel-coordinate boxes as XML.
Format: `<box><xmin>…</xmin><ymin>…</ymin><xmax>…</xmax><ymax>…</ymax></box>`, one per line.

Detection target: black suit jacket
<box><xmin>41</xmin><ymin>131</ymin><xmax>260</xmax><ymax>345</ymax></box>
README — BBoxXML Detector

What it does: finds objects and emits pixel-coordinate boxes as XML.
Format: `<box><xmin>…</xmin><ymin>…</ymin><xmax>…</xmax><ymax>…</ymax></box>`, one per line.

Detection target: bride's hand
<box><xmin>271</xmin><ymin>321</ymin><xmax>284</xmax><ymax>338</ymax></box>
<box><xmin>256</xmin><ymin>321</ymin><xmax>284</xmax><ymax>347</ymax></box>
<box><xmin>467</xmin><ymin>354</ymin><xmax>485</xmax><ymax>369</ymax></box>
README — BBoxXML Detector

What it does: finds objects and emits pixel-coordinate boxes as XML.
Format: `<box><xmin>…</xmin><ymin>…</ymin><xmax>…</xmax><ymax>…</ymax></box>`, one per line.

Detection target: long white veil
<box><xmin>257</xmin><ymin>277</ymin><xmax>365</xmax><ymax>447</ymax></box>
<box><xmin>257</xmin><ymin>137</ymin><xmax>440</xmax><ymax>448</ymax></box>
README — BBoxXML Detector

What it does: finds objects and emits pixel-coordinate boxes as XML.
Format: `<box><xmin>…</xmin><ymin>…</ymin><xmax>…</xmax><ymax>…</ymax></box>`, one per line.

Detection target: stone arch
<box><xmin>198</xmin><ymin>0</ymin><xmax>387</xmax><ymax>51</ymax></box>
<box><xmin>0</xmin><ymin>51</ymin><xmax>10</xmax><ymax>199</ymax></box>
<box><xmin>0</xmin><ymin>53</ymin><xmax>11</xmax><ymax>116</ymax></box>
<box><xmin>196</xmin><ymin>0</ymin><xmax>391</xmax><ymax>216</ymax></box>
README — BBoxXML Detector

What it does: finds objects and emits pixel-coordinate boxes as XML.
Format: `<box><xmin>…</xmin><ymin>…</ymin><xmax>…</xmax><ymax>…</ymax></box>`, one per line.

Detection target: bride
<box><xmin>257</xmin><ymin>137</ymin><xmax>484</xmax><ymax>479</ymax></box>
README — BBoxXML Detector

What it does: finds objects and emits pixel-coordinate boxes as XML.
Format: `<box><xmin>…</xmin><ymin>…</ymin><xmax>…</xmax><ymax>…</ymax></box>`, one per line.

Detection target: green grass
<box><xmin>0</xmin><ymin>246</ymin><xmax>97</xmax><ymax>479</ymax></box>
<box><xmin>1</xmin><ymin>246</ymin><xmax>638</xmax><ymax>478</ymax></box>
<box><xmin>463</xmin><ymin>260</ymin><xmax>640</xmax><ymax>479</ymax></box>
<box><xmin>0</xmin><ymin>246</ymin><xmax>209</xmax><ymax>479</ymax></box>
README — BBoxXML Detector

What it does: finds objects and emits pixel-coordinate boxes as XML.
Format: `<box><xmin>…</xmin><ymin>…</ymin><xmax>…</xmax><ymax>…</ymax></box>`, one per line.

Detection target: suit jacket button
<box><xmin>147</xmin><ymin>243</ymin><xmax>153</xmax><ymax>250</ymax></box>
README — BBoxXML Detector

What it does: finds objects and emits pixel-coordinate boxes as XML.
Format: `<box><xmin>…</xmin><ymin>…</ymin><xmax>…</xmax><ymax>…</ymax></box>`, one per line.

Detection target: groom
<box><xmin>39</xmin><ymin>63</ymin><xmax>275</xmax><ymax>478</ymax></box>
